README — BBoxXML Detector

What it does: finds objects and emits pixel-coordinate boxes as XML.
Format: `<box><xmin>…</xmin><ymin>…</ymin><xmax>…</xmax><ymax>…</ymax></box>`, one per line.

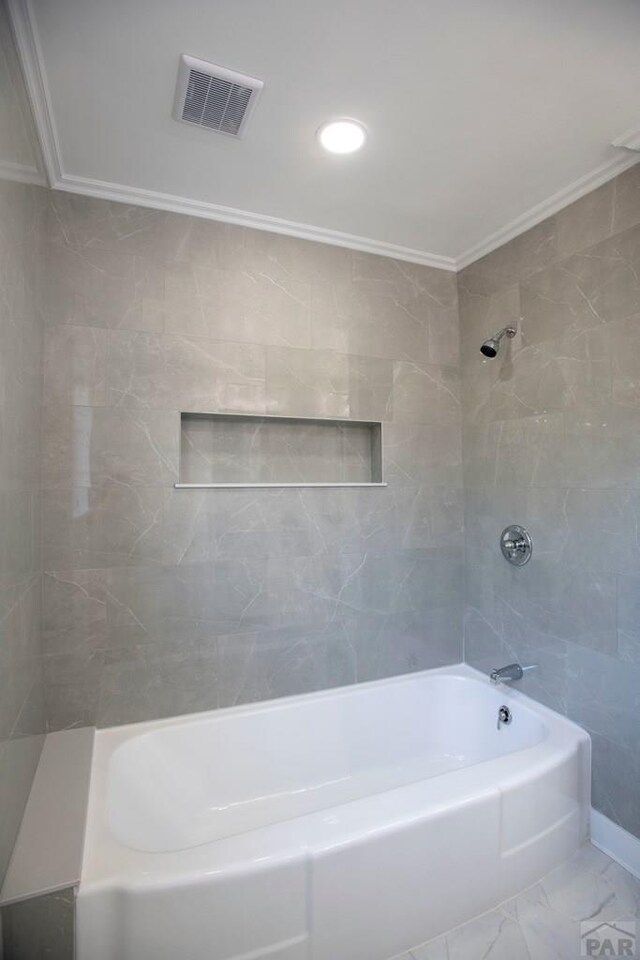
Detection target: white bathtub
<box><xmin>77</xmin><ymin>664</ymin><xmax>590</xmax><ymax>960</ymax></box>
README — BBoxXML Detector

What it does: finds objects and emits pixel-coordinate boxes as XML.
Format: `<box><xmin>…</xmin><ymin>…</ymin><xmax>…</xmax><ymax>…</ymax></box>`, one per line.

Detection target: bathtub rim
<box><xmin>78</xmin><ymin>662</ymin><xmax>591</xmax><ymax>895</ymax></box>
<box><xmin>87</xmin><ymin>660</ymin><xmax>573</xmax><ymax>741</ymax></box>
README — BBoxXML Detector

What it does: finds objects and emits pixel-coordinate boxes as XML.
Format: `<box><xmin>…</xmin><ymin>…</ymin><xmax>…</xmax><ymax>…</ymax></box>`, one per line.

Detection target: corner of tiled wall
<box><xmin>458</xmin><ymin>162</ymin><xmax>640</xmax><ymax>839</ymax></box>
<box><xmin>0</xmin><ymin>0</ymin><xmax>48</xmax><ymax>889</ymax></box>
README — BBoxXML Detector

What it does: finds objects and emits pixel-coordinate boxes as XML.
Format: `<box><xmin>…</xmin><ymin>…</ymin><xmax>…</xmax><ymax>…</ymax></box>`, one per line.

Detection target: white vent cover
<box><xmin>173</xmin><ymin>55</ymin><xmax>263</xmax><ymax>138</ymax></box>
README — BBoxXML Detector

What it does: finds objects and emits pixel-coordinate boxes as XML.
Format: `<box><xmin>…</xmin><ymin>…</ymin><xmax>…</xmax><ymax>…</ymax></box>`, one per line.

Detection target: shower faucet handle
<box><xmin>503</xmin><ymin>536</ymin><xmax>526</xmax><ymax>553</ymax></box>
<box><xmin>500</xmin><ymin>525</ymin><xmax>532</xmax><ymax>566</ymax></box>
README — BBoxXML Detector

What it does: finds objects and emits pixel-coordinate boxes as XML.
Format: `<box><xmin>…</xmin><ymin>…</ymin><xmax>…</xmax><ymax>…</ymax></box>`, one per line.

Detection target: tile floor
<box><xmin>393</xmin><ymin>843</ymin><xmax>640</xmax><ymax>960</ymax></box>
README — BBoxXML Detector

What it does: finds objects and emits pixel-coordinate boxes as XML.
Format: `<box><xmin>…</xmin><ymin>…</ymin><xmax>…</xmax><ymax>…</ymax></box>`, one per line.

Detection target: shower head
<box><xmin>480</xmin><ymin>326</ymin><xmax>516</xmax><ymax>358</ymax></box>
<box><xmin>480</xmin><ymin>337</ymin><xmax>500</xmax><ymax>358</ymax></box>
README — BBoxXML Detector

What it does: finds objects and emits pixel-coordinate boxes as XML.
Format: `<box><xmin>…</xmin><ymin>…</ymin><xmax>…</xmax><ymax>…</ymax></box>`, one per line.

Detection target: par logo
<box><xmin>580</xmin><ymin>920</ymin><xmax>636</xmax><ymax>957</ymax></box>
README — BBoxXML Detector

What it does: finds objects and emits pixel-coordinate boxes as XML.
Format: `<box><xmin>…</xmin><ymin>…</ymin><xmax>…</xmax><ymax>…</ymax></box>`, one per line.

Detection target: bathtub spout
<box><xmin>490</xmin><ymin>663</ymin><xmax>524</xmax><ymax>684</ymax></box>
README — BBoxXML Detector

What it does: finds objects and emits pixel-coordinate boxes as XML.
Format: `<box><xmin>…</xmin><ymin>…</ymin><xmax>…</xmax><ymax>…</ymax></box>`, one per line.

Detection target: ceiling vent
<box><xmin>173</xmin><ymin>55</ymin><xmax>263</xmax><ymax>138</ymax></box>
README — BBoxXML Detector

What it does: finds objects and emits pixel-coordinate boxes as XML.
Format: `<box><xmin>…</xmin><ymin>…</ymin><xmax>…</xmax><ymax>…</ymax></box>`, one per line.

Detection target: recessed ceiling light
<box><xmin>317</xmin><ymin>119</ymin><xmax>367</xmax><ymax>154</ymax></box>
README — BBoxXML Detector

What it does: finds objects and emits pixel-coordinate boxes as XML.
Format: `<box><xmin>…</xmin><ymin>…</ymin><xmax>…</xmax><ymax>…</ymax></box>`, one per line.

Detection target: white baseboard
<box><xmin>591</xmin><ymin>808</ymin><xmax>640</xmax><ymax>881</ymax></box>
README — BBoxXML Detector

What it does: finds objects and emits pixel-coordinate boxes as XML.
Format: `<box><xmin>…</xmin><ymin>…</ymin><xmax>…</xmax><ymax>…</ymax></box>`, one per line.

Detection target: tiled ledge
<box><xmin>0</xmin><ymin>728</ymin><xmax>94</xmax><ymax>907</ymax></box>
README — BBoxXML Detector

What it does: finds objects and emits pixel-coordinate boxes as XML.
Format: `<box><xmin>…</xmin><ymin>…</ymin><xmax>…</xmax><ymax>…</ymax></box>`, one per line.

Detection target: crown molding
<box><xmin>0</xmin><ymin>159</ymin><xmax>46</xmax><ymax>187</ymax></box>
<box><xmin>6</xmin><ymin>0</ymin><xmax>457</xmax><ymax>271</ymax></box>
<box><xmin>52</xmin><ymin>172</ymin><xmax>458</xmax><ymax>270</ymax></box>
<box><xmin>456</xmin><ymin>151</ymin><xmax>640</xmax><ymax>270</ymax></box>
<box><xmin>7</xmin><ymin>0</ymin><xmax>63</xmax><ymax>185</ymax></box>
<box><xmin>8</xmin><ymin>0</ymin><xmax>640</xmax><ymax>274</ymax></box>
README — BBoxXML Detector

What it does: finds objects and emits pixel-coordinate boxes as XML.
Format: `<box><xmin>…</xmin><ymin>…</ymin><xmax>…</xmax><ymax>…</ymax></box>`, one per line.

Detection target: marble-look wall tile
<box><xmin>42</xmin><ymin>484</ymin><xmax>166</xmax><ymax>569</ymax></box>
<box><xmin>106</xmin><ymin>330</ymin><xmax>267</xmax><ymax>413</ymax></box>
<box><xmin>348</xmin><ymin>252</ymin><xmax>460</xmax><ymax>365</ymax></box>
<box><xmin>42</xmin><ymin>549</ymin><xmax>462</xmax><ymax>730</ymax></box>
<box><xmin>459</xmin><ymin>162</ymin><xmax>640</xmax><ymax>841</ymax></box>
<box><xmin>164</xmin><ymin>261</ymin><xmax>312</xmax><ymax>348</ymax></box>
<box><xmin>464</xmin><ymin>543</ymin><xmax>617</xmax><ymax>658</ymax></box>
<box><xmin>590</xmin><ymin>732</ymin><xmax>640</xmax><ymax>839</ymax></box>
<box><xmin>93</xmin><ymin>603</ymin><xmax>463</xmax><ymax>728</ymax></box>
<box><xmin>463</xmin><ymin>416</ymin><xmax>566</xmax><ymax>487</ymax></box>
<box><xmin>391</xmin><ymin>361</ymin><xmax>460</xmax><ymax>426</ymax></box>
<box><xmin>459</xmin><ymin>218</ymin><xmax>557</xmax><ymax>297</ymax></box>
<box><xmin>48</xmin><ymin>192</ymin><xmax>241</xmax><ymax>266</ymax></box>
<box><xmin>44</xmin><ymin>324</ymin><xmax>107</xmax><ymax>406</ymax></box>
<box><xmin>612</xmin><ymin>163</ymin><xmax>640</xmax><ymax>236</ymax></box>
<box><xmin>310</xmin><ymin>268</ymin><xmax>451</xmax><ymax>363</ymax></box>
<box><xmin>265</xmin><ymin>346</ymin><xmax>350</xmax><ymax>418</ymax></box>
<box><xmin>555</xmin><ymin>180</ymin><xmax>615</xmax><ymax>260</ymax></box>
<box><xmin>466</xmin><ymin>327</ymin><xmax>611</xmax><ymax>423</ymax></box>
<box><xmin>264</xmin><ymin>348</ymin><xmax>395</xmax><ymax>422</ymax></box>
<box><xmin>610</xmin><ymin>314</ymin><xmax>640</xmax><ymax>407</ymax></box>
<box><xmin>163</xmin><ymin>485</ymin><xmax>461</xmax><ymax>564</ymax></box>
<box><xmin>2</xmin><ymin>886</ymin><xmax>74</xmax><ymax>960</ymax></box>
<box><xmin>42</xmin><ymin>193</ymin><xmax>463</xmax><ymax>730</ymax></box>
<box><xmin>42</xmin><ymin>404</ymin><xmax>179</xmax><ymax>490</ymax></box>
<box><xmin>243</xmin><ymin>228</ymin><xmax>354</xmax><ymax>286</ymax></box>
<box><xmin>0</xmin><ymin>0</ymin><xmax>47</xmax><ymax>888</ymax></box>
<box><xmin>383</xmin><ymin>423</ymin><xmax>462</xmax><ymax>486</ymax></box>
<box><xmin>520</xmin><ymin>226</ymin><xmax>640</xmax><ymax>346</ymax></box>
<box><xmin>617</xmin><ymin>574</ymin><xmax>640</xmax><ymax>661</ymax></box>
<box><xmin>566</xmin><ymin>645</ymin><xmax>640</xmax><ymax>752</ymax></box>
<box><xmin>43</xmin><ymin>570</ymin><xmax>108</xmax><ymax>657</ymax></box>
<box><xmin>44</xmin><ymin>242</ymin><xmax>165</xmax><ymax>332</ymax></box>
<box><xmin>563</xmin><ymin>407</ymin><xmax>640</xmax><ymax>489</ymax></box>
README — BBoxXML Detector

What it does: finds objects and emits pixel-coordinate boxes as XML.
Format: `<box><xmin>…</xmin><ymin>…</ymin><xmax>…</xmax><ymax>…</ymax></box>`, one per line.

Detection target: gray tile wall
<box><xmin>459</xmin><ymin>164</ymin><xmax>640</xmax><ymax>840</ymax></box>
<box><xmin>1</xmin><ymin>886</ymin><xmax>75</xmax><ymax>960</ymax></box>
<box><xmin>41</xmin><ymin>194</ymin><xmax>463</xmax><ymax>728</ymax></box>
<box><xmin>0</xmin><ymin>0</ymin><xmax>47</xmax><ymax>887</ymax></box>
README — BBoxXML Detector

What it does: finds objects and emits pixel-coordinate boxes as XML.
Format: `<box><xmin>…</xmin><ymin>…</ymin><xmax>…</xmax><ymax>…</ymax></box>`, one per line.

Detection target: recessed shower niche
<box><xmin>176</xmin><ymin>412</ymin><xmax>385</xmax><ymax>488</ymax></box>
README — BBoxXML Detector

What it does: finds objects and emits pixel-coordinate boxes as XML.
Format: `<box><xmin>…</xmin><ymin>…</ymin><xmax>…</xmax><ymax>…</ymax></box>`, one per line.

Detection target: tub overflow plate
<box><xmin>497</xmin><ymin>705</ymin><xmax>512</xmax><ymax>729</ymax></box>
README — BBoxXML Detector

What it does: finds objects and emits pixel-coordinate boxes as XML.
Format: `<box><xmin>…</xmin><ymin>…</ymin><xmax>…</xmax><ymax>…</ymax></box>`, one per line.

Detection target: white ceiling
<box><xmin>13</xmin><ymin>0</ymin><xmax>640</xmax><ymax>268</ymax></box>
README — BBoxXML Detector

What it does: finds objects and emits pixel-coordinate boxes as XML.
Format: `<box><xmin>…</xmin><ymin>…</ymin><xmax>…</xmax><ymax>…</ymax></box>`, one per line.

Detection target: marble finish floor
<box><xmin>393</xmin><ymin>843</ymin><xmax>640</xmax><ymax>960</ymax></box>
